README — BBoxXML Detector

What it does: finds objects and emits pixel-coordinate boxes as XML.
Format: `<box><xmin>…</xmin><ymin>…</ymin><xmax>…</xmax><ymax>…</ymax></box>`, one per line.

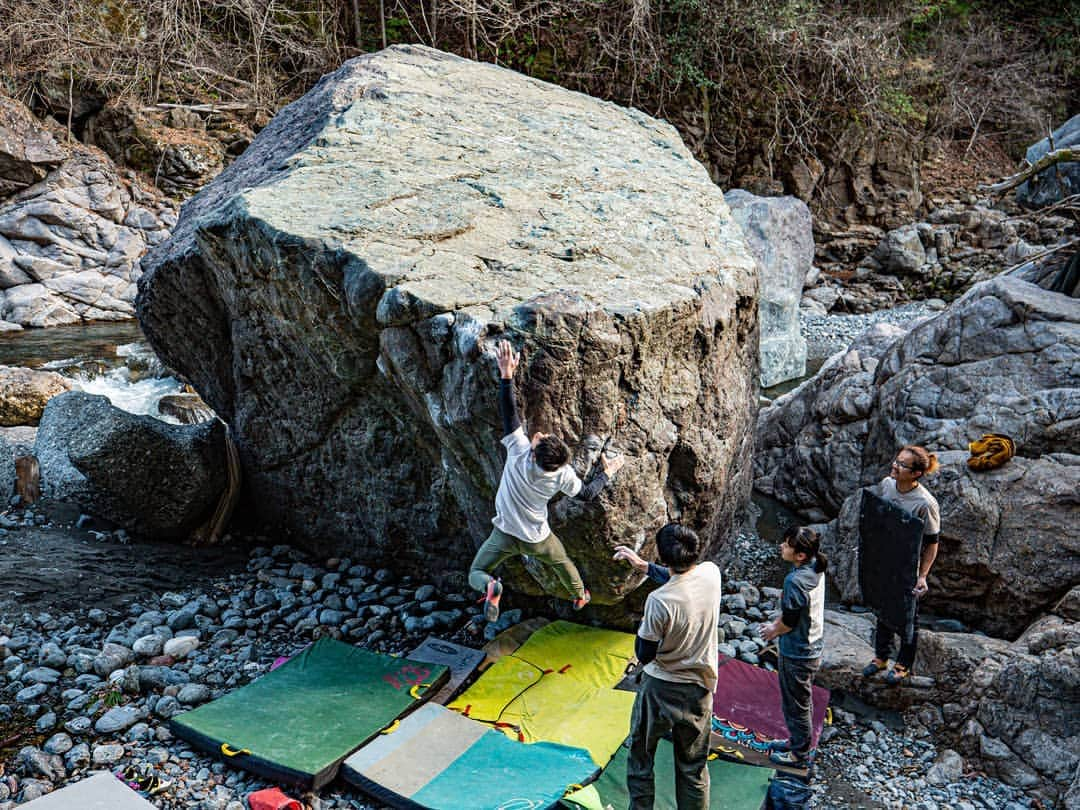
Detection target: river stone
<box><xmin>162</xmin><ymin>636</ymin><xmax>199</xmax><ymax>659</ymax></box>
<box><xmin>132</xmin><ymin>634</ymin><xmax>165</xmax><ymax>657</ymax></box>
<box><xmin>91</xmin><ymin>743</ymin><xmax>125</xmax><ymax>765</ymax></box>
<box><xmin>971</xmin><ymin>608</ymin><xmax>1080</xmax><ymax>804</ymax></box>
<box><xmin>872</xmin><ymin>223</ymin><xmax>925</xmax><ymax>274</ymax></box>
<box><xmin>757</xmin><ymin>277</ymin><xmax>1080</xmax><ymax>635</ymax></box>
<box><xmin>91</xmin><ymin>642</ymin><xmax>134</xmax><ymax>678</ymax></box>
<box><xmin>137</xmin><ymin>45</ymin><xmax>759</xmax><ymax>603</ymax></box>
<box><xmin>95</xmin><ymin>704</ymin><xmax>142</xmax><ymax>734</ymax></box>
<box><xmin>35</xmin><ymin>391</ymin><xmax>227</xmax><ymax>539</ymax></box>
<box><xmin>724</xmin><ymin>190</ymin><xmax>810</xmax><ymax>387</ymax></box>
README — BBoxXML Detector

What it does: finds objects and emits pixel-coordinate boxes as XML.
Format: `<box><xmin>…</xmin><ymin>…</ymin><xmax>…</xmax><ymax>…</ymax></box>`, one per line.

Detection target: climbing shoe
<box><xmin>861</xmin><ymin>658</ymin><xmax>888</xmax><ymax>678</ymax></box>
<box><xmin>769</xmin><ymin>749</ymin><xmax>810</xmax><ymax>769</ymax></box>
<box><xmin>884</xmin><ymin>664</ymin><xmax>910</xmax><ymax>686</ymax></box>
<box><xmin>572</xmin><ymin>589</ymin><xmax>591</xmax><ymax>611</ymax></box>
<box><xmin>765</xmin><ymin>738</ymin><xmax>792</xmax><ymax>753</ymax></box>
<box><xmin>483</xmin><ymin>578</ymin><xmax>503</xmax><ymax>622</ymax></box>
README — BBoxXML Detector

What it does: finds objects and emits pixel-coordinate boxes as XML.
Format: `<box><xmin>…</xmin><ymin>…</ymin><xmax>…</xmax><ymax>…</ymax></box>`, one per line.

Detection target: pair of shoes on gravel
<box><xmin>117</xmin><ymin>765</ymin><xmax>172</xmax><ymax>796</ymax></box>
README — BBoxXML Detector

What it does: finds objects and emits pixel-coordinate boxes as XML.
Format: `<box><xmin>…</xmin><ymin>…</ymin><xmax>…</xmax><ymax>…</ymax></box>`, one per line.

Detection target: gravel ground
<box><xmin>0</xmin><ymin>500</ymin><xmax>1037</xmax><ymax>810</ymax></box>
<box><xmin>800</xmin><ymin>300</ymin><xmax>946</xmax><ymax>362</ymax></box>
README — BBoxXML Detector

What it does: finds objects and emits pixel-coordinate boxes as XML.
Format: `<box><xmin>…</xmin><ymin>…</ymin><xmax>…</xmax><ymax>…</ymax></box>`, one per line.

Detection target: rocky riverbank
<box><xmin>0</xmin><ymin>496</ymin><xmax>1041</xmax><ymax>809</ymax></box>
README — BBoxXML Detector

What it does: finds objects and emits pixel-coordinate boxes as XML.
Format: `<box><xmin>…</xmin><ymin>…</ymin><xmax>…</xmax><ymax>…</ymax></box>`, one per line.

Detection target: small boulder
<box><xmin>0</xmin><ymin>367</ymin><xmax>74</xmax><ymax>426</ymax></box>
<box><xmin>35</xmin><ymin>391</ymin><xmax>226</xmax><ymax>539</ymax></box>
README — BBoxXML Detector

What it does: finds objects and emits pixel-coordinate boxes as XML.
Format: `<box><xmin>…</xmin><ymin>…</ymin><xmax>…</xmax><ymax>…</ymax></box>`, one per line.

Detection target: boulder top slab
<box><xmin>157</xmin><ymin>44</ymin><xmax>754</xmax><ymax>324</ymax></box>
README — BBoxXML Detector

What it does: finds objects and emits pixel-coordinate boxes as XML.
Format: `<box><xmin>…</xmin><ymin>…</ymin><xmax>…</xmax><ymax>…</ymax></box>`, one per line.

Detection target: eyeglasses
<box><xmin>891</xmin><ymin>459</ymin><xmax>915</xmax><ymax>471</ymax></box>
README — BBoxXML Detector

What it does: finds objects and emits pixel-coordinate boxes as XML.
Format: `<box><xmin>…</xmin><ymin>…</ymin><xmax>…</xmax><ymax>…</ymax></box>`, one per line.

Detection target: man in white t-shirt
<box><xmin>468</xmin><ymin>340</ymin><xmax>624</xmax><ymax>621</ymax></box>
<box><xmin>614</xmin><ymin>525</ymin><xmax>722</xmax><ymax>809</ymax></box>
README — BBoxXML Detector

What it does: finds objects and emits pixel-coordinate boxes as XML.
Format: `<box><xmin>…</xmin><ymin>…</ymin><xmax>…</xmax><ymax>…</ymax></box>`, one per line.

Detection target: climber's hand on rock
<box><xmin>496</xmin><ymin>340</ymin><xmax>519</xmax><ymax>379</ymax></box>
<box><xmin>613</xmin><ymin>545</ymin><xmax>648</xmax><ymax>573</ymax></box>
<box><xmin>601</xmin><ymin>453</ymin><xmax>625</xmax><ymax>477</ymax></box>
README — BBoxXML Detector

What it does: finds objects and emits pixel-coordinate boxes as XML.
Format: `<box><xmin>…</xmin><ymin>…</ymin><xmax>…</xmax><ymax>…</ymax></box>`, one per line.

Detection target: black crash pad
<box><xmin>858</xmin><ymin>489</ymin><xmax>923</xmax><ymax>640</ymax></box>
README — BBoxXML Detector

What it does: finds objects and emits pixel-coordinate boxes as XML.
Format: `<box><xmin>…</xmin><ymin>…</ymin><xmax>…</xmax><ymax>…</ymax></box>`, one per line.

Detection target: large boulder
<box><xmin>137</xmin><ymin>45</ymin><xmax>760</xmax><ymax>600</ymax></box>
<box><xmin>1016</xmin><ymin>114</ymin><xmax>1080</xmax><ymax>209</ymax></box>
<box><xmin>0</xmin><ymin>365</ymin><xmax>74</xmax><ymax>425</ymax></box>
<box><xmin>757</xmin><ymin>276</ymin><xmax>1080</xmax><ymax>635</ymax></box>
<box><xmin>724</xmin><ymin>190</ymin><xmax>810</xmax><ymax>387</ymax></box>
<box><xmin>0</xmin><ymin>95</ymin><xmax>176</xmax><ymax>327</ymax></box>
<box><xmin>35</xmin><ymin>391</ymin><xmax>227</xmax><ymax>538</ymax></box>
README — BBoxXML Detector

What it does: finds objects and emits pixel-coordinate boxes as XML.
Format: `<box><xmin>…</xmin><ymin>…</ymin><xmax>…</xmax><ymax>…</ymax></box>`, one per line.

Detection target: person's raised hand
<box><xmin>612</xmin><ymin>545</ymin><xmax>648</xmax><ymax>573</ymax></box>
<box><xmin>496</xmin><ymin>340</ymin><xmax>519</xmax><ymax>379</ymax></box>
<box><xmin>601</xmin><ymin>453</ymin><xmax>625</xmax><ymax>477</ymax></box>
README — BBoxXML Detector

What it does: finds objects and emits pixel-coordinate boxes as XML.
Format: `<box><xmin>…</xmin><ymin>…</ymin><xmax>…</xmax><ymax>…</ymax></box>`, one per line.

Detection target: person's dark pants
<box><xmin>873</xmin><ymin>600</ymin><xmax>919</xmax><ymax>669</ymax></box>
<box><xmin>777</xmin><ymin>655</ymin><xmax>820</xmax><ymax>759</ymax></box>
<box><xmin>627</xmin><ymin>672</ymin><xmax>712</xmax><ymax>810</ymax></box>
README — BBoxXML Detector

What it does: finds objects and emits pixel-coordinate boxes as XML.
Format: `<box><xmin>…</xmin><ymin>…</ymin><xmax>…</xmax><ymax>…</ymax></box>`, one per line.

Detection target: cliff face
<box><xmin>138</xmin><ymin>46</ymin><xmax>760</xmax><ymax>600</ymax></box>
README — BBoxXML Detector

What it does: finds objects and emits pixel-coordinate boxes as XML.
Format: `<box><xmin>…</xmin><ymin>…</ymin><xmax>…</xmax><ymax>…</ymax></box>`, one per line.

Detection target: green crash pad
<box><xmin>562</xmin><ymin>740</ymin><xmax>771</xmax><ymax>810</ymax></box>
<box><xmin>170</xmin><ymin>637</ymin><xmax>448</xmax><ymax>789</ymax></box>
<box><xmin>342</xmin><ymin>702</ymin><xmax>598</xmax><ymax>809</ymax></box>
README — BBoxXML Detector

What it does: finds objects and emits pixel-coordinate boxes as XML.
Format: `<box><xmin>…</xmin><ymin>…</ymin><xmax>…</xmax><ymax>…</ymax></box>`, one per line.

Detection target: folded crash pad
<box><xmin>21</xmin><ymin>772</ymin><xmax>157</xmax><ymax>809</ymax></box>
<box><xmin>342</xmin><ymin>702</ymin><xmax>598</xmax><ymax>809</ymax></box>
<box><xmin>562</xmin><ymin>739</ymin><xmax>771</xmax><ymax>810</ymax></box>
<box><xmin>711</xmin><ymin>655</ymin><xmax>829</xmax><ymax>775</ymax></box>
<box><xmin>170</xmin><ymin>637</ymin><xmax>448</xmax><ymax>789</ymax></box>
<box><xmin>407</xmin><ymin>636</ymin><xmax>485</xmax><ymax>704</ymax></box>
<box><xmin>859</xmin><ymin>488</ymin><xmax>923</xmax><ymax>639</ymax></box>
<box><xmin>448</xmin><ymin>621</ymin><xmax>636</xmax><ymax>764</ymax></box>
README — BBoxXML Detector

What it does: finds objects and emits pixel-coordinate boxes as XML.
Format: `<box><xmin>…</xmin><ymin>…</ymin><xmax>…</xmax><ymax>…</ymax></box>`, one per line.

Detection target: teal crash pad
<box><xmin>170</xmin><ymin>637</ymin><xmax>448</xmax><ymax>789</ymax></box>
<box><xmin>342</xmin><ymin>702</ymin><xmax>598</xmax><ymax>809</ymax></box>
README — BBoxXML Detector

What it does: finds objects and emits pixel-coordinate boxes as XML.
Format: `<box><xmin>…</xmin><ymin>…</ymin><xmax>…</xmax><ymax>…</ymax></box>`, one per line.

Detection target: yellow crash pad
<box><xmin>449</xmin><ymin>621</ymin><xmax>636</xmax><ymax>765</ymax></box>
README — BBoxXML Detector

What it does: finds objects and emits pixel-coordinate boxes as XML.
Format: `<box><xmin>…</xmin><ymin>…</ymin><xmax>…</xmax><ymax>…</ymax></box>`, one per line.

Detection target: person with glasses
<box><xmin>862</xmin><ymin>445</ymin><xmax>941</xmax><ymax>685</ymax></box>
<box><xmin>468</xmin><ymin>339</ymin><xmax>625</xmax><ymax>622</ymax></box>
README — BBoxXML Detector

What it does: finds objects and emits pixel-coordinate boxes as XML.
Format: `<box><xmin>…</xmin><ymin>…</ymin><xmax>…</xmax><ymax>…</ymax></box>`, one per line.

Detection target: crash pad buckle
<box><xmin>408</xmin><ymin>683</ymin><xmax>431</xmax><ymax>699</ymax></box>
<box><xmin>380</xmin><ymin>719</ymin><xmax>401</xmax><ymax>735</ymax></box>
<box><xmin>220</xmin><ymin>743</ymin><xmax>251</xmax><ymax>757</ymax></box>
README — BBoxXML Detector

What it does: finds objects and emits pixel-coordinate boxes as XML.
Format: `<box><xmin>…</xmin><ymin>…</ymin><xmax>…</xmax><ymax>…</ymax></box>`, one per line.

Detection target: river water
<box><xmin>0</xmin><ymin>321</ymin><xmax>183</xmax><ymax>419</ymax></box>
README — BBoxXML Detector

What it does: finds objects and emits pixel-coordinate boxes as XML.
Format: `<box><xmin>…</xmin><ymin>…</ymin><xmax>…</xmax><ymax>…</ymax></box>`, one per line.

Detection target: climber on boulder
<box><xmin>468</xmin><ymin>339</ymin><xmax>624</xmax><ymax>621</ymax></box>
